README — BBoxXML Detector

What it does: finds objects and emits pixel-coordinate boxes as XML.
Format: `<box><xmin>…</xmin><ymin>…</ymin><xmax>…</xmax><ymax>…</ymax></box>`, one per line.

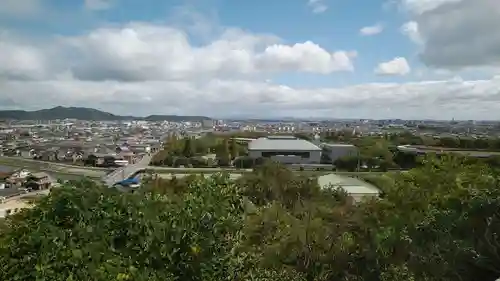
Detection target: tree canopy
<box><xmin>1</xmin><ymin>158</ymin><xmax>500</xmax><ymax>280</ymax></box>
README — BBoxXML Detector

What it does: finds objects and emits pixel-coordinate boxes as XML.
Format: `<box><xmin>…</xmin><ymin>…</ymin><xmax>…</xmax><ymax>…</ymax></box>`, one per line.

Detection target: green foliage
<box><xmin>230</xmin><ymin>138</ymin><xmax>239</xmax><ymax>160</ymax></box>
<box><xmin>216</xmin><ymin>138</ymin><xmax>231</xmax><ymax>167</ymax></box>
<box><xmin>0</xmin><ymin>176</ymin><xmax>253</xmax><ymax>281</ymax></box>
<box><xmin>152</xmin><ymin>135</ymin><xmax>241</xmax><ymax>167</ymax></box>
<box><xmin>182</xmin><ymin>137</ymin><xmax>196</xmax><ymax>158</ymax></box>
<box><xmin>234</xmin><ymin>156</ymin><xmax>255</xmax><ymax>169</ymax></box>
<box><xmin>2</xmin><ymin>156</ymin><xmax>500</xmax><ymax>280</ymax></box>
<box><xmin>334</xmin><ymin>155</ymin><xmax>359</xmax><ymax>171</ymax></box>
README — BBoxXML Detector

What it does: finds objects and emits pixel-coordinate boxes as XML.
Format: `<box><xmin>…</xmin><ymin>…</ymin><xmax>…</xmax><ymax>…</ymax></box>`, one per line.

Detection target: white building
<box><xmin>317</xmin><ymin>174</ymin><xmax>380</xmax><ymax>203</ymax></box>
<box><xmin>248</xmin><ymin>136</ymin><xmax>322</xmax><ymax>164</ymax></box>
<box><xmin>202</xmin><ymin>120</ymin><xmax>215</xmax><ymax>129</ymax></box>
<box><xmin>322</xmin><ymin>143</ymin><xmax>358</xmax><ymax>163</ymax></box>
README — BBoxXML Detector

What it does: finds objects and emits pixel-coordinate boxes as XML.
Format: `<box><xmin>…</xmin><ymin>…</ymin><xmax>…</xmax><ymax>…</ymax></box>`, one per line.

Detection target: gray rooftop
<box><xmin>317</xmin><ymin>174</ymin><xmax>379</xmax><ymax>195</ymax></box>
<box><xmin>248</xmin><ymin>137</ymin><xmax>321</xmax><ymax>151</ymax></box>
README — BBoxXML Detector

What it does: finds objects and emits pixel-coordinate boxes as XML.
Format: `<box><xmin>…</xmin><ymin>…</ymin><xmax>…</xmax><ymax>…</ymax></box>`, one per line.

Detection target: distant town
<box><xmin>2</xmin><ymin>106</ymin><xmax>500</xmax><ymax>217</ymax></box>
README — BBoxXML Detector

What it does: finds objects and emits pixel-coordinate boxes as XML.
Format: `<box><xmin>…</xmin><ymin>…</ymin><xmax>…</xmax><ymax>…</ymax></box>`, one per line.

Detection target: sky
<box><xmin>0</xmin><ymin>0</ymin><xmax>499</xmax><ymax>120</ymax></box>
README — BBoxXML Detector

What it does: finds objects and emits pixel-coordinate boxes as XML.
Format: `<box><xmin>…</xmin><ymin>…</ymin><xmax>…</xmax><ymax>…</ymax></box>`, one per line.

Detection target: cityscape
<box><xmin>0</xmin><ymin>0</ymin><xmax>499</xmax><ymax>280</ymax></box>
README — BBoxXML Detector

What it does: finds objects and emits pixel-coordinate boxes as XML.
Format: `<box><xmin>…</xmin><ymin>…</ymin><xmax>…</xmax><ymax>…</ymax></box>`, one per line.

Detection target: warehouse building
<box><xmin>248</xmin><ymin>135</ymin><xmax>322</xmax><ymax>164</ymax></box>
<box><xmin>317</xmin><ymin>173</ymin><xmax>380</xmax><ymax>203</ymax></box>
<box><xmin>321</xmin><ymin>143</ymin><xmax>359</xmax><ymax>163</ymax></box>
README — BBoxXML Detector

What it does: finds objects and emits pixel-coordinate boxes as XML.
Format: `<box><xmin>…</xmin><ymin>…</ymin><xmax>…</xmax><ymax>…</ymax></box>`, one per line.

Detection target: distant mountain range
<box><xmin>0</xmin><ymin>106</ymin><xmax>212</xmax><ymax>122</ymax></box>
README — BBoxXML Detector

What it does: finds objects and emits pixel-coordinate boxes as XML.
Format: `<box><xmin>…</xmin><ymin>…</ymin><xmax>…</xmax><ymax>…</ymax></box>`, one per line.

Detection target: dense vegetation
<box><xmin>321</xmin><ymin>130</ymin><xmax>500</xmax><ymax>151</ymax></box>
<box><xmin>151</xmin><ymin>132</ymin><xmax>500</xmax><ymax>172</ymax></box>
<box><xmin>150</xmin><ymin>135</ymin><xmax>247</xmax><ymax>168</ymax></box>
<box><xmin>1</xmin><ymin>157</ymin><xmax>500</xmax><ymax>280</ymax></box>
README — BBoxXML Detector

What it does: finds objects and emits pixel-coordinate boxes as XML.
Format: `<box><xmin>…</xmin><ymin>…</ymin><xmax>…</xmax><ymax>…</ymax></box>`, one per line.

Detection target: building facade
<box><xmin>322</xmin><ymin>143</ymin><xmax>358</xmax><ymax>163</ymax></box>
<box><xmin>248</xmin><ymin>136</ymin><xmax>322</xmax><ymax>164</ymax></box>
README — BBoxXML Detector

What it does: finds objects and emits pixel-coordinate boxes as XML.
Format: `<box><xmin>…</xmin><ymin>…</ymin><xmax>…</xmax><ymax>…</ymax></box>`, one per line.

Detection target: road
<box><xmin>102</xmin><ymin>153</ymin><xmax>153</xmax><ymax>187</ymax></box>
<box><xmin>0</xmin><ymin>155</ymin><xmax>398</xmax><ymax>184</ymax></box>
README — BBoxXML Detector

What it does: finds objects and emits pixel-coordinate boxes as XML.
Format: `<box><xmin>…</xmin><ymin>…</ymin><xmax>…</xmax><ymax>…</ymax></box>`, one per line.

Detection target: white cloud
<box><xmin>400</xmin><ymin>0</ymin><xmax>500</xmax><ymax>69</ymax></box>
<box><xmin>21</xmin><ymin>23</ymin><xmax>353</xmax><ymax>81</ymax></box>
<box><xmin>360</xmin><ymin>24</ymin><xmax>384</xmax><ymax>36</ymax></box>
<box><xmin>0</xmin><ymin>31</ymin><xmax>52</xmax><ymax>80</ymax></box>
<box><xmin>0</xmin><ymin>0</ymin><xmax>42</xmax><ymax>17</ymax></box>
<box><xmin>400</xmin><ymin>21</ymin><xmax>422</xmax><ymax>44</ymax></box>
<box><xmin>0</xmin><ymin>42</ymin><xmax>47</xmax><ymax>80</ymax></box>
<box><xmin>1</xmin><ymin>21</ymin><xmax>500</xmax><ymax>119</ymax></box>
<box><xmin>375</xmin><ymin>57</ymin><xmax>411</xmax><ymax>76</ymax></box>
<box><xmin>400</xmin><ymin>0</ymin><xmax>462</xmax><ymax>14</ymax></box>
<box><xmin>256</xmin><ymin>41</ymin><xmax>354</xmax><ymax>73</ymax></box>
<box><xmin>2</xmin><ymin>77</ymin><xmax>500</xmax><ymax>120</ymax></box>
<box><xmin>307</xmin><ymin>0</ymin><xmax>328</xmax><ymax>14</ymax></box>
<box><xmin>84</xmin><ymin>0</ymin><xmax>114</xmax><ymax>10</ymax></box>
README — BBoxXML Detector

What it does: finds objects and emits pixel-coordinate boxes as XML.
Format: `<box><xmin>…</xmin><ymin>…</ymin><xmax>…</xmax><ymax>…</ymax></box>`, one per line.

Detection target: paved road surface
<box><xmin>102</xmin><ymin>154</ymin><xmax>153</xmax><ymax>187</ymax></box>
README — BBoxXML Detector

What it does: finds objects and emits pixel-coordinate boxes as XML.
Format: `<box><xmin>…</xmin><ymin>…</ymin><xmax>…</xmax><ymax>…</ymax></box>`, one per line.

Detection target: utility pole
<box><xmin>356</xmin><ymin>150</ymin><xmax>361</xmax><ymax>172</ymax></box>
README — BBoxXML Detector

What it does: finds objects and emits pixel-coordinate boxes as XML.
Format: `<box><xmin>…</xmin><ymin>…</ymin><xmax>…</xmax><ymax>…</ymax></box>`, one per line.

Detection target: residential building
<box><xmin>25</xmin><ymin>172</ymin><xmax>53</xmax><ymax>190</ymax></box>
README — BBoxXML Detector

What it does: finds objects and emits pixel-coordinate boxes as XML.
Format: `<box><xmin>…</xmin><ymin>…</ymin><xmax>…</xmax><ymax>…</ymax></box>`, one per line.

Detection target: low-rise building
<box><xmin>322</xmin><ymin>143</ymin><xmax>359</xmax><ymax>163</ymax></box>
<box><xmin>317</xmin><ymin>173</ymin><xmax>380</xmax><ymax>203</ymax></box>
<box><xmin>6</xmin><ymin>169</ymin><xmax>31</xmax><ymax>187</ymax></box>
<box><xmin>25</xmin><ymin>172</ymin><xmax>53</xmax><ymax>190</ymax></box>
<box><xmin>248</xmin><ymin>136</ymin><xmax>322</xmax><ymax>164</ymax></box>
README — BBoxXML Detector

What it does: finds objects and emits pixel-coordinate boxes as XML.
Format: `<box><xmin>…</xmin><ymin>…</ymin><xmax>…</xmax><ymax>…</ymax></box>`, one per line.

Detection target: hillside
<box><xmin>0</xmin><ymin>106</ymin><xmax>211</xmax><ymax>121</ymax></box>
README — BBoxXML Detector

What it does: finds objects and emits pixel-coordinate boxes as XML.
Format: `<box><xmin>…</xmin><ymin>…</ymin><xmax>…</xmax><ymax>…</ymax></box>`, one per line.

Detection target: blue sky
<box><xmin>5</xmin><ymin>0</ymin><xmax>417</xmax><ymax>85</ymax></box>
<box><xmin>0</xmin><ymin>0</ymin><xmax>499</xmax><ymax>119</ymax></box>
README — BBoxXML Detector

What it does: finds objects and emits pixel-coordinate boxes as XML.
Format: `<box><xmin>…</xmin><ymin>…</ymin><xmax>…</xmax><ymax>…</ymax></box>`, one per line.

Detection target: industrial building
<box><xmin>321</xmin><ymin>143</ymin><xmax>359</xmax><ymax>163</ymax></box>
<box><xmin>248</xmin><ymin>135</ymin><xmax>322</xmax><ymax>164</ymax></box>
<box><xmin>317</xmin><ymin>173</ymin><xmax>380</xmax><ymax>203</ymax></box>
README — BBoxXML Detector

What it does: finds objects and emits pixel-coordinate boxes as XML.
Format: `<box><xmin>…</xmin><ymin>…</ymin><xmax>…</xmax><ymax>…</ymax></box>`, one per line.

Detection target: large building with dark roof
<box><xmin>248</xmin><ymin>135</ymin><xmax>322</xmax><ymax>164</ymax></box>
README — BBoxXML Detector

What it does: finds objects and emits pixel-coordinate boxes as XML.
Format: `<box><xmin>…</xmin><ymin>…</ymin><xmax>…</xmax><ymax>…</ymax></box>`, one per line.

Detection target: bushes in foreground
<box><xmin>1</xmin><ymin>158</ymin><xmax>500</xmax><ymax>280</ymax></box>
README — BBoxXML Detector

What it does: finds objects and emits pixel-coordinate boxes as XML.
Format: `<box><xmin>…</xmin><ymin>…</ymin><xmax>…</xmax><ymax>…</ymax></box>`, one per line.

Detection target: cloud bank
<box><xmin>0</xmin><ymin>0</ymin><xmax>499</xmax><ymax>119</ymax></box>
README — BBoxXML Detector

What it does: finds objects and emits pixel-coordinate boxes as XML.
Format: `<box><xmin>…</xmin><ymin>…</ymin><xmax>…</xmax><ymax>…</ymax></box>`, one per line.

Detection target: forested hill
<box><xmin>0</xmin><ymin>106</ymin><xmax>212</xmax><ymax>121</ymax></box>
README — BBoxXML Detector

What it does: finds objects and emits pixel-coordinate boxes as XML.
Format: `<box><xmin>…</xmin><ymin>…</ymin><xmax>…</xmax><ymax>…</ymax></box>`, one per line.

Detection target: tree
<box><xmin>2</xmin><ymin>155</ymin><xmax>500</xmax><ymax>281</ymax></box>
<box><xmin>334</xmin><ymin>155</ymin><xmax>358</xmax><ymax>171</ymax></box>
<box><xmin>84</xmin><ymin>154</ymin><xmax>98</xmax><ymax>166</ymax></box>
<box><xmin>230</xmin><ymin>138</ymin><xmax>239</xmax><ymax>160</ymax></box>
<box><xmin>217</xmin><ymin>138</ymin><xmax>231</xmax><ymax>167</ymax></box>
<box><xmin>182</xmin><ymin>137</ymin><xmax>195</xmax><ymax>158</ymax></box>
<box><xmin>0</xmin><ymin>176</ymin><xmax>266</xmax><ymax>281</ymax></box>
<box><xmin>438</xmin><ymin>137</ymin><xmax>460</xmax><ymax>148</ymax></box>
<box><xmin>234</xmin><ymin>156</ymin><xmax>255</xmax><ymax>169</ymax></box>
